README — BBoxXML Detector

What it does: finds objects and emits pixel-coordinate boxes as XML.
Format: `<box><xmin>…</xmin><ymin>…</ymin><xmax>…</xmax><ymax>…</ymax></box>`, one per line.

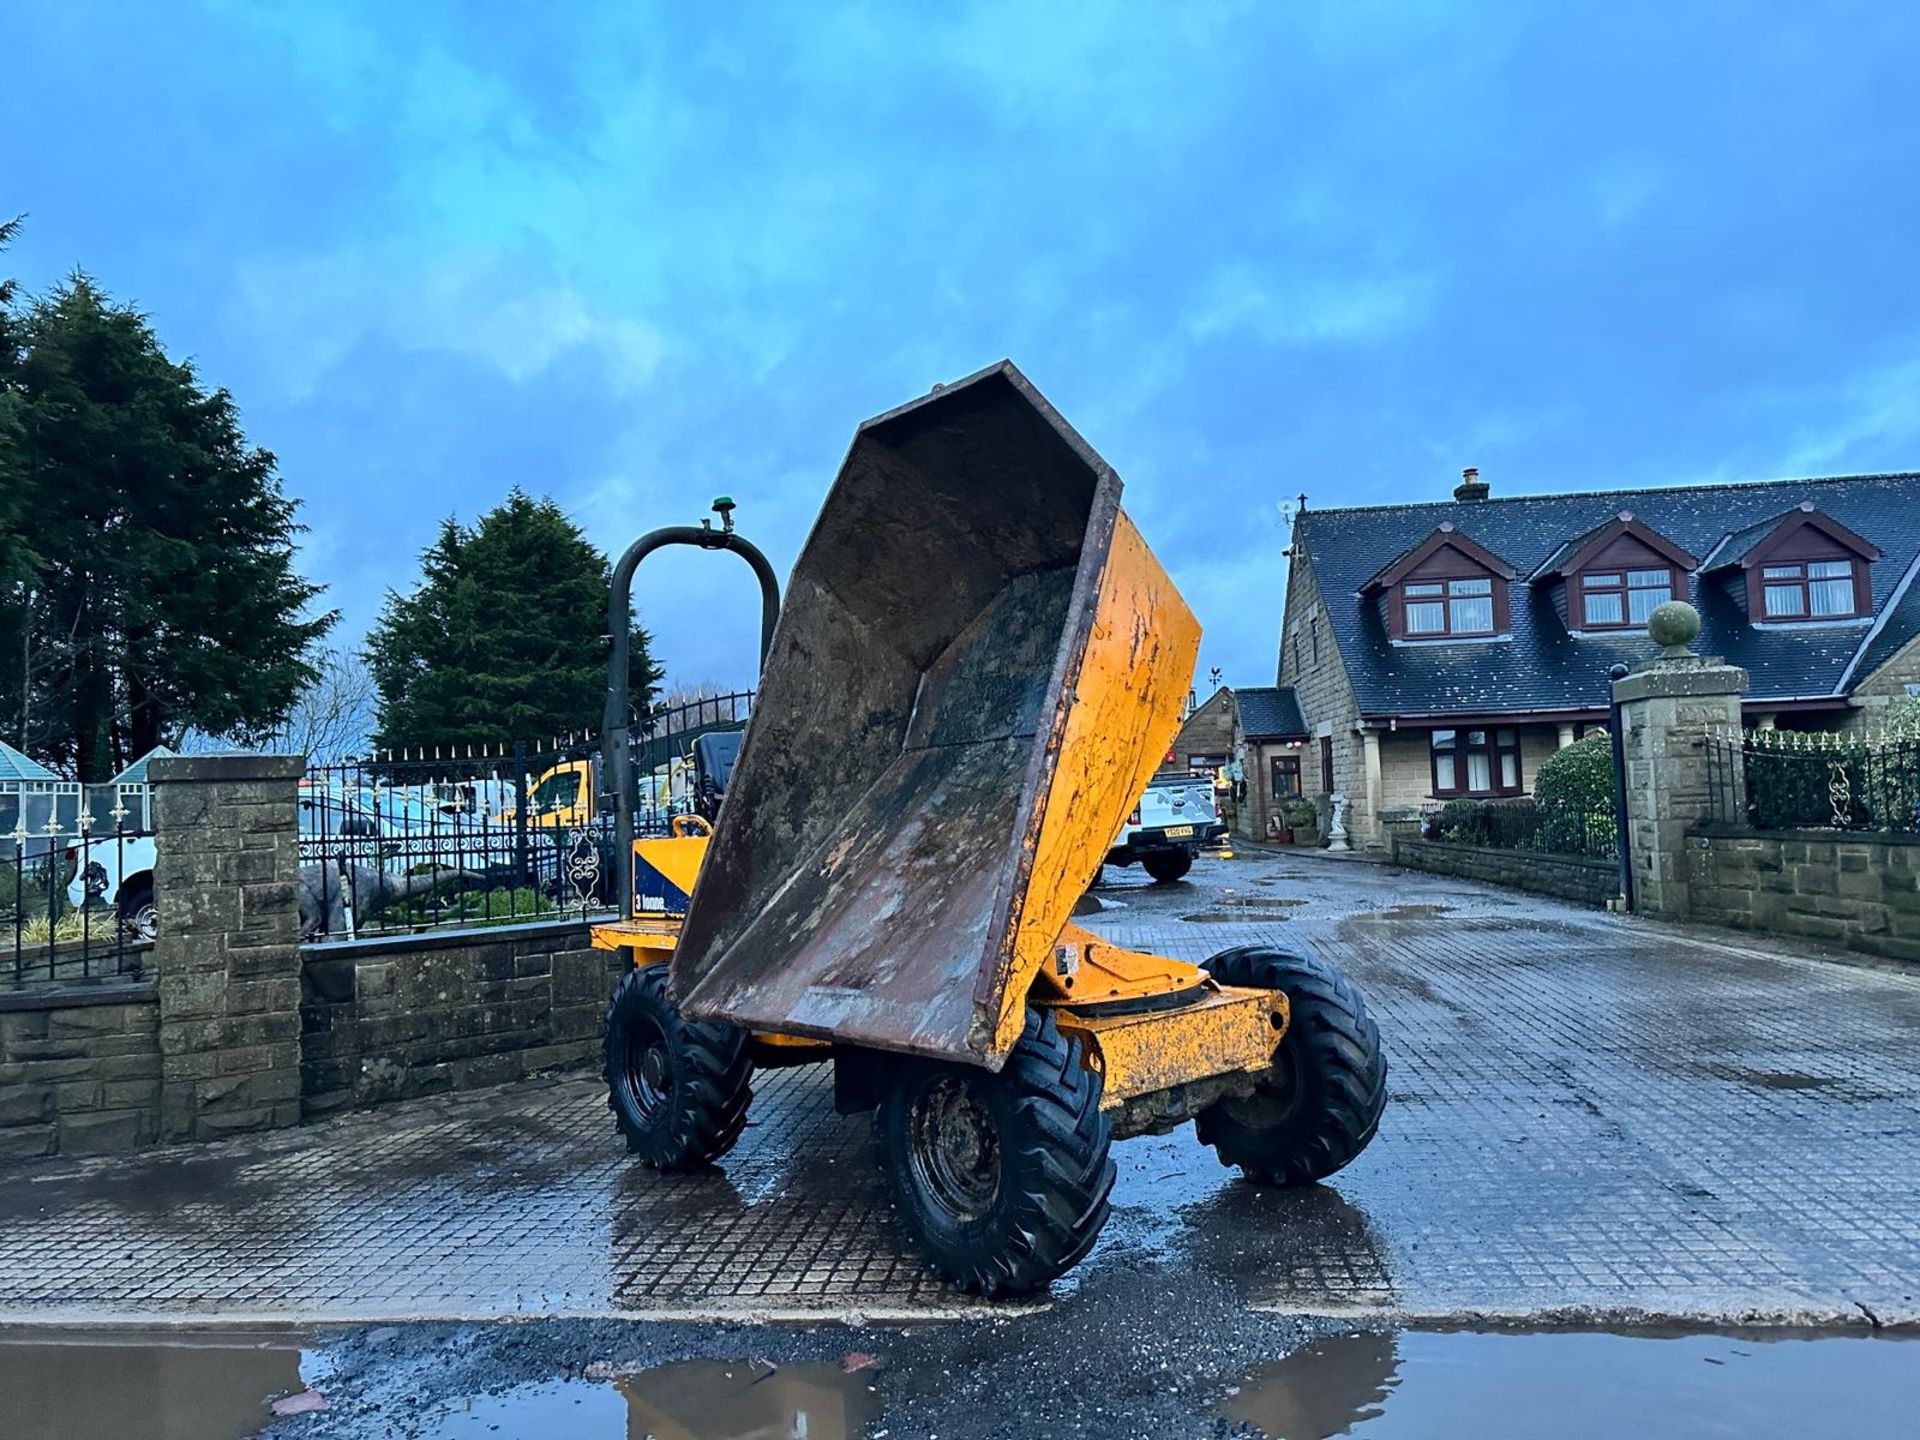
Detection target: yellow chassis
<box><xmin>591</xmin><ymin>904</ymin><xmax>1285</xmax><ymax>1115</ymax></box>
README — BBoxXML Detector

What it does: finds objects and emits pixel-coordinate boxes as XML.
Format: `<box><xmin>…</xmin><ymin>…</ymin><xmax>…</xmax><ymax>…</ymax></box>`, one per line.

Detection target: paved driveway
<box><xmin>2</xmin><ymin>850</ymin><xmax>1916</xmax><ymax>1326</ymax></box>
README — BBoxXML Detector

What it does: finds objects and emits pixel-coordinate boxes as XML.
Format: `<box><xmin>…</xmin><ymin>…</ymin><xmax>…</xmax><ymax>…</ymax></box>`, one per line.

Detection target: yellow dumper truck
<box><xmin>591</xmin><ymin>363</ymin><xmax>1386</xmax><ymax>1294</ymax></box>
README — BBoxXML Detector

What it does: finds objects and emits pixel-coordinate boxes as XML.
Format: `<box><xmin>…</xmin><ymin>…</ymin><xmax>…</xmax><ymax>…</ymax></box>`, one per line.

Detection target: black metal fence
<box><xmin>1421</xmin><ymin>796</ymin><xmax>1619</xmax><ymax>859</ymax></box>
<box><xmin>300</xmin><ymin>691</ymin><xmax>755</xmax><ymax>942</ymax></box>
<box><xmin>4</xmin><ymin>780</ymin><xmax>157</xmax><ymax>990</ymax></box>
<box><xmin>1705</xmin><ymin>728</ymin><xmax>1920</xmax><ymax>834</ymax></box>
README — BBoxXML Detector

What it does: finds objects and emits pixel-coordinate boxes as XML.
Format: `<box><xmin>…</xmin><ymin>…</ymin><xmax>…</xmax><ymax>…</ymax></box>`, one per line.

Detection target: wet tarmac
<box><xmin>2</xmin><ymin>850</ymin><xmax>1917</xmax><ymax>1332</ymax></box>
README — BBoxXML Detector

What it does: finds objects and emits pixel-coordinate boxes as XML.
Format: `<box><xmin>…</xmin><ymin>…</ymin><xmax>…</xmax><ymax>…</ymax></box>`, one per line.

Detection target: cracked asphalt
<box><xmin>3</xmin><ymin>846</ymin><xmax>1915</xmax><ymax>1335</ymax></box>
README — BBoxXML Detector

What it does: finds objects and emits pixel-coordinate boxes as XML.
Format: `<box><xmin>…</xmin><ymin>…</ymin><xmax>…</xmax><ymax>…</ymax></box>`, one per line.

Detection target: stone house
<box><xmin>1272</xmin><ymin>468</ymin><xmax>1920</xmax><ymax>848</ymax></box>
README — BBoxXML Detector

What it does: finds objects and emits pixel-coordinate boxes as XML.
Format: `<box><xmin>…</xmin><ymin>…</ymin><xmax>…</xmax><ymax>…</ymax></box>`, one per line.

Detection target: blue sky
<box><xmin>8</xmin><ymin>1</ymin><xmax>1920</xmax><ymax>694</ymax></box>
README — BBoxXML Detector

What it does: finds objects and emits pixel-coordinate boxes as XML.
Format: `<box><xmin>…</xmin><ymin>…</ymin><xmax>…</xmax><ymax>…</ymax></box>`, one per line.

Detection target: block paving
<box><xmin>1</xmin><ymin>851</ymin><xmax>1915</xmax><ymax>1325</ymax></box>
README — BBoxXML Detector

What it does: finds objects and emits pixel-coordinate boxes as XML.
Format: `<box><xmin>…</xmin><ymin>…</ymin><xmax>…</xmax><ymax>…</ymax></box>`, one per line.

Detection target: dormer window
<box><xmin>1363</xmin><ymin>523</ymin><xmax>1518</xmax><ymax>643</ymax></box>
<box><xmin>1761</xmin><ymin>559</ymin><xmax>1859</xmax><ymax>619</ymax></box>
<box><xmin>1578</xmin><ymin>568</ymin><xmax>1675</xmax><ymax>628</ymax></box>
<box><xmin>1530</xmin><ymin>512</ymin><xmax>1697</xmax><ymax>635</ymax></box>
<box><xmin>1700</xmin><ymin>501</ymin><xmax>1880</xmax><ymax>625</ymax></box>
<box><xmin>1405</xmin><ymin>577</ymin><xmax>1494</xmax><ymax>636</ymax></box>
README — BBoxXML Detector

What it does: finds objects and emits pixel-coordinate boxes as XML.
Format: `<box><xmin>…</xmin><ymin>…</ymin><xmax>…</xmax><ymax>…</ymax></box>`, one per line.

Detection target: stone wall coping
<box><xmin>302</xmin><ymin>916</ymin><xmax>597</xmax><ymax>962</ymax></box>
<box><xmin>1611</xmin><ymin>661</ymin><xmax>1749</xmax><ymax>705</ymax></box>
<box><xmin>149</xmin><ymin>753</ymin><xmax>306</xmax><ymax>783</ymax></box>
<box><xmin>1690</xmin><ymin>821</ymin><xmax>1920</xmax><ymax>849</ymax></box>
<box><xmin>1394</xmin><ymin>838</ymin><xmax>1616</xmax><ymax>873</ymax></box>
<box><xmin>0</xmin><ymin>979</ymin><xmax>158</xmax><ymax>1013</ymax></box>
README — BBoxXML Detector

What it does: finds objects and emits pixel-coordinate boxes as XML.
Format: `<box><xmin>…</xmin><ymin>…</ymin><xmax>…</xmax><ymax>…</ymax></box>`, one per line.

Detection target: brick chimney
<box><xmin>1454</xmin><ymin>466</ymin><xmax>1489</xmax><ymax>502</ymax></box>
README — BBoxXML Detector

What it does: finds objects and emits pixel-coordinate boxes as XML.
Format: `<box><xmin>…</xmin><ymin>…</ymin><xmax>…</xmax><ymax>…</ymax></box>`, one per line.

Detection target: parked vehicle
<box><xmin>1104</xmin><ymin>772</ymin><xmax>1227</xmax><ymax>882</ymax></box>
<box><xmin>65</xmin><ymin>831</ymin><xmax>159</xmax><ymax>940</ymax></box>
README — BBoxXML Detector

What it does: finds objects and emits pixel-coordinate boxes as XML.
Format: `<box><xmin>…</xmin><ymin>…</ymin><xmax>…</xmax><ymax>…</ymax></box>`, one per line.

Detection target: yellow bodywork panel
<box><xmin>632</xmin><ymin>833</ymin><xmax>709</xmax><ymax>905</ymax></box>
<box><xmin>591</xmin><ymin>915</ymin><xmax>683</xmax><ymax>961</ymax></box>
<box><xmin>1052</xmin><ymin>984</ymin><xmax>1286</xmax><ymax>1107</ymax></box>
<box><xmin>1029</xmin><ymin>921</ymin><xmax>1204</xmax><ymax>1008</ymax></box>
<box><xmin>987</xmin><ymin>512</ymin><xmax>1202</xmax><ymax>1053</ymax></box>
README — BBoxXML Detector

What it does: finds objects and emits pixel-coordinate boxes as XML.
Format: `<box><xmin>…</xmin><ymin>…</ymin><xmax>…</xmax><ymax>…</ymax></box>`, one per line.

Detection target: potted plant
<box><xmin>1284</xmin><ymin>798</ymin><xmax>1319</xmax><ymax>847</ymax></box>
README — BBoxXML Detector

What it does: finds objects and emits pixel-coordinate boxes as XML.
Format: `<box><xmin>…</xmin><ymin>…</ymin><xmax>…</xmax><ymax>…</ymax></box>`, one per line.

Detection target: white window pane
<box><xmin>1627</xmin><ymin>569</ymin><xmax>1669</xmax><ymax>586</ymax></box>
<box><xmin>1582</xmin><ymin>573</ymin><xmax>1622</xmax><ymax>588</ymax></box>
<box><xmin>1451</xmin><ymin>596</ymin><xmax>1494</xmax><ymax>632</ymax></box>
<box><xmin>1496</xmin><ymin>729</ymin><xmax>1516</xmax><ymax>744</ymax></box>
<box><xmin>1808</xmin><ymin>560</ymin><xmax>1852</xmax><ymax>579</ymax></box>
<box><xmin>1431</xmin><ymin>729</ymin><xmax>1455</xmax><ymax>748</ymax></box>
<box><xmin>1406</xmin><ymin>582</ymin><xmax>1445</xmax><ymax>597</ymax></box>
<box><xmin>1435</xmin><ymin>755</ymin><xmax>1456</xmax><ymax>789</ymax></box>
<box><xmin>1627</xmin><ymin>585</ymin><xmax>1670</xmax><ymax>622</ymax></box>
<box><xmin>1407</xmin><ymin>601</ymin><xmax>1446</xmax><ymax>633</ymax></box>
<box><xmin>1762</xmin><ymin>565</ymin><xmax>1801</xmax><ymax>580</ymax></box>
<box><xmin>1584</xmin><ymin>592</ymin><xmax>1625</xmax><ymax>625</ymax></box>
<box><xmin>1810</xmin><ymin>577</ymin><xmax>1856</xmax><ymax>616</ymax></box>
<box><xmin>1764</xmin><ymin>584</ymin><xmax>1805</xmax><ymax>617</ymax></box>
<box><xmin>1450</xmin><ymin>577</ymin><xmax>1493</xmax><ymax>596</ymax></box>
<box><xmin>1500</xmin><ymin>751</ymin><xmax>1519</xmax><ymax>787</ymax></box>
<box><xmin>1466</xmin><ymin>730</ymin><xmax>1488</xmax><ymax>745</ymax></box>
<box><xmin>1467</xmin><ymin>752</ymin><xmax>1492</xmax><ymax>791</ymax></box>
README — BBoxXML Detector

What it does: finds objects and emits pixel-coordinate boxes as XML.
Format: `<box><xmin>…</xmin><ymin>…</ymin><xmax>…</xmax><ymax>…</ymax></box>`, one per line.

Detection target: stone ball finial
<box><xmin>1647</xmin><ymin>599</ymin><xmax>1701</xmax><ymax>656</ymax></box>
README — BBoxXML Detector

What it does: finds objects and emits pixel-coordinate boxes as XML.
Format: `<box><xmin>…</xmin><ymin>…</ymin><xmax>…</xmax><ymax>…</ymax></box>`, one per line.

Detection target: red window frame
<box><xmin>1577</xmin><ymin>567</ymin><xmax>1679</xmax><ymax>629</ymax></box>
<box><xmin>1429</xmin><ymin>727</ymin><xmax>1523</xmax><ymax>797</ymax></box>
<box><xmin>1401</xmin><ymin>576</ymin><xmax>1498</xmax><ymax>638</ymax></box>
<box><xmin>1756</xmin><ymin>559</ymin><xmax>1866</xmax><ymax>620</ymax></box>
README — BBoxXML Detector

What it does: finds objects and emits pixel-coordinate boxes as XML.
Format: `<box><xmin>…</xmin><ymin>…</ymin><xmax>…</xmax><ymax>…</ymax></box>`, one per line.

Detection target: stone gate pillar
<box><xmin>149</xmin><ymin>753</ymin><xmax>305</xmax><ymax>1140</ymax></box>
<box><xmin>1611</xmin><ymin>605</ymin><xmax>1747</xmax><ymax>918</ymax></box>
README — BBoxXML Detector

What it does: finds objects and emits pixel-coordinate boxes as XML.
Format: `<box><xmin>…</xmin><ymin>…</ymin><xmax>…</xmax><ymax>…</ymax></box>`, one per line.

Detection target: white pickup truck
<box><xmin>1104</xmin><ymin>772</ymin><xmax>1227</xmax><ymax>883</ymax></box>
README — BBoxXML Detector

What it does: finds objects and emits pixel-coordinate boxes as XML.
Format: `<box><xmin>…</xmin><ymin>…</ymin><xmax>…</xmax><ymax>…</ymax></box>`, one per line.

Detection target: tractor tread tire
<box><xmin>1197</xmin><ymin>945</ymin><xmax>1386</xmax><ymax>1186</ymax></box>
<box><xmin>877</xmin><ymin>1008</ymin><xmax>1115</xmax><ymax>1297</ymax></box>
<box><xmin>603</xmin><ymin>963</ymin><xmax>753</xmax><ymax>1169</ymax></box>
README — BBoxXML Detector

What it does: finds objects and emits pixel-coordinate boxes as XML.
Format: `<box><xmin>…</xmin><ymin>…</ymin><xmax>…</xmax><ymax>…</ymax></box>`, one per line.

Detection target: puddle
<box><xmin>1182</xmin><ymin>897</ymin><xmax>1307</xmax><ymax>923</ymax></box>
<box><xmin>1222</xmin><ymin>1331</ymin><xmax>1919</xmax><ymax>1438</ymax></box>
<box><xmin>0</xmin><ymin>1331</ymin><xmax>317</xmax><ymax>1440</ymax></box>
<box><xmin>422</xmin><ymin>1358</ymin><xmax>881</xmax><ymax>1439</ymax></box>
<box><xmin>1344</xmin><ymin>904</ymin><xmax>1454</xmax><ymax>922</ymax></box>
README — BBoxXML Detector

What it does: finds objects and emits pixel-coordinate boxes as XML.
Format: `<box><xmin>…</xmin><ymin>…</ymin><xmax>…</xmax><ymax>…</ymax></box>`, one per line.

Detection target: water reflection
<box><xmin>1223</xmin><ymin>1331</ymin><xmax>1920</xmax><ymax>1439</ymax></box>
<box><xmin>422</xmin><ymin>1358</ymin><xmax>880</xmax><ymax>1439</ymax></box>
<box><xmin>0</xmin><ymin>1332</ymin><xmax>309</xmax><ymax>1440</ymax></box>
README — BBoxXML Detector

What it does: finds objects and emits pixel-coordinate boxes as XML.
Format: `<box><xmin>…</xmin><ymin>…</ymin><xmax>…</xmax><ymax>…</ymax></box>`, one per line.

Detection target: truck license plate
<box><xmin>1164</xmin><ymin>825</ymin><xmax>1194</xmax><ymax>839</ymax></box>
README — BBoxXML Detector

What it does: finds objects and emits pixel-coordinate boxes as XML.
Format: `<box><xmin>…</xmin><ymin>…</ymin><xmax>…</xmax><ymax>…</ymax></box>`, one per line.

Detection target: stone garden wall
<box><xmin>1685</xmin><ymin>824</ymin><xmax>1920</xmax><ymax>963</ymax></box>
<box><xmin>0</xmin><ymin>982</ymin><xmax>160</xmax><ymax>1158</ymax></box>
<box><xmin>300</xmin><ymin>921</ymin><xmax>625</xmax><ymax>1116</ymax></box>
<box><xmin>1389</xmin><ymin>836</ymin><xmax>1619</xmax><ymax>907</ymax></box>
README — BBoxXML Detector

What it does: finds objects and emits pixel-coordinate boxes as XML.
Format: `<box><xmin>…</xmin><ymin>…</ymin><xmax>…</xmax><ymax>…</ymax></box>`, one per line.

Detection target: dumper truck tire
<box><xmin>1196</xmin><ymin>945</ymin><xmax>1386</xmax><ymax>1186</ymax></box>
<box><xmin>876</xmin><ymin>1008</ymin><xmax>1115</xmax><ymax>1296</ymax></box>
<box><xmin>1142</xmin><ymin>848</ymin><xmax>1192</xmax><ymax>884</ymax></box>
<box><xmin>604</xmin><ymin>962</ymin><xmax>753</xmax><ymax>1169</ymax></box>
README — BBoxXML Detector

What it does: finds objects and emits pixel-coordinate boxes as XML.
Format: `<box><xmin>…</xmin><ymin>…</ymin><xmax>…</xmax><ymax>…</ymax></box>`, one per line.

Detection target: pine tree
<box><xmin>0</xmin><ymin>267</ymin><xmax>333</xmax><ymax>777</ymax></box>
<box><xmin>367</xmin><ymin>489</ymin><xmax>659</xmax><ymax>749</ymax></box>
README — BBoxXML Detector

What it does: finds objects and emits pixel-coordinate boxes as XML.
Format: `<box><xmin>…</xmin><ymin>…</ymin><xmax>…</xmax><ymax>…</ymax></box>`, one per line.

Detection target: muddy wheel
<box><xmin>876</xmin><ymin>1009</ymin><xmax>1115</xmax><ymax>1296</ymax></box>
<box><xmin>603</xmin><ymin>962</ymin><xmax>753</xmax><ymax>1169</ymax></box>
<box><xmin>1142</xmin><ymin>848</ymin><xmax>1193</xmax><ymax>883</ymax></box>
<box><xmin>1196</xmin><ymin>945</ymin><xmax>1386</xmax><ymax>1186</ymax></box>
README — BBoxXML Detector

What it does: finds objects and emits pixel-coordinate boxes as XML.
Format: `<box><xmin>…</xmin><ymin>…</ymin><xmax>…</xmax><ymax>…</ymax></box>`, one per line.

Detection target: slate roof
<box><xmin>1235</xmin><ymin>686</ymin><xmax>1308</xmax><ymax>739</ymax></box>
<box><xmin>0</xmin><ymin>740</ymin><xmax>57</xmax><ymax>784</ymax></box>
<box><xmin>1292</xmin><ymin>472</ymin><xmax>1920</xmax><ymax>717</ymax></box>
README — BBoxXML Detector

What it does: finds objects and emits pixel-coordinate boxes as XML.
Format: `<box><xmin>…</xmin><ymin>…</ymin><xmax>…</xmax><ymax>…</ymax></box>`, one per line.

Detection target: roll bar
<box><xmin>602</xmin><ymin>498</ymin><xmax>780</xmax><ymax>918</ymax></box>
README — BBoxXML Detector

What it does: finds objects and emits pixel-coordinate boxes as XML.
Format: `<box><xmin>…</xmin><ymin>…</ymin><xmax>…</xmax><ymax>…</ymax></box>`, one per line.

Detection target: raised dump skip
<box><xmin>671</xmin><ymin>361</ymin><xmax>1198</xmax><ymax>1066</ymax></box>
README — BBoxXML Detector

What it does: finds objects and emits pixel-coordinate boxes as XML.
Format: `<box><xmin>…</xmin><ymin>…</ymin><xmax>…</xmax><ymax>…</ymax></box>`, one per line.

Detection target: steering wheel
<box><xmin>670</xmin><ymin>814</ymin><xmax>714</xmax><ymax>838</ymax></box>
